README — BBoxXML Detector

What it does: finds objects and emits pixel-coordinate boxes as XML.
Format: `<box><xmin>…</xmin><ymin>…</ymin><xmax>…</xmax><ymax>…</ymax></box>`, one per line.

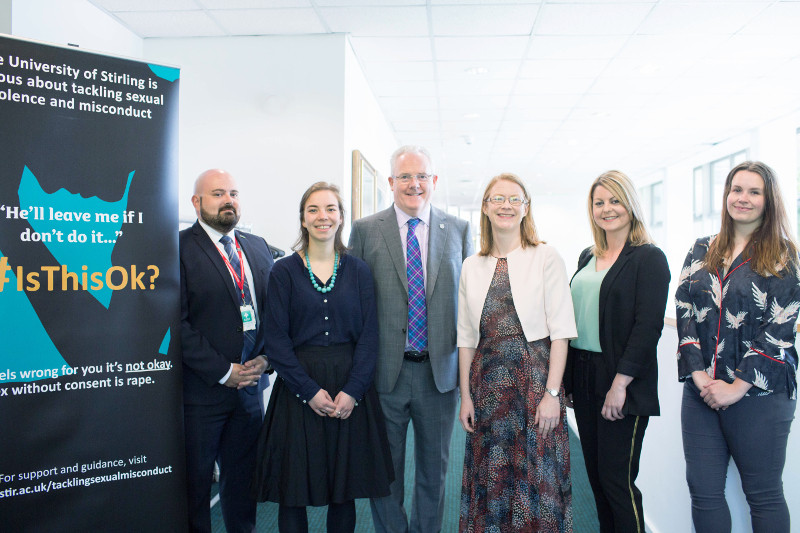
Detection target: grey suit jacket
<box><xmin>349</xmin><ymin>205</ymin><xmax>473</xmax><ymax>394</ymax></box>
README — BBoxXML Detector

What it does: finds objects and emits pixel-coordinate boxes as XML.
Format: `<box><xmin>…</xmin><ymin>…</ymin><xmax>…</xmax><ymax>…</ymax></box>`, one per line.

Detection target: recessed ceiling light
<box><xmin>464</xmin><ymin>67</ymin><xmax>489</xmax><ymax>76</ymax></box>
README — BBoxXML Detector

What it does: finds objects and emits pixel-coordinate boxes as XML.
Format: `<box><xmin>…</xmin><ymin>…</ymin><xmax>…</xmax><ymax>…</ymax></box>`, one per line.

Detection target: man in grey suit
<box><xmin>349</xmin><ymin>145</ymin><xmax>473</xmax><ymax>533</ymax></box>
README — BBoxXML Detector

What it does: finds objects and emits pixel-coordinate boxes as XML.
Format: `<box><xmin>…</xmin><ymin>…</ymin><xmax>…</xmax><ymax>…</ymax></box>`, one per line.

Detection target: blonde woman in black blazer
<box><xmin>566</xmin><ymin>170</ymin><xmax>670</xmax><ymax>533</ymax></box>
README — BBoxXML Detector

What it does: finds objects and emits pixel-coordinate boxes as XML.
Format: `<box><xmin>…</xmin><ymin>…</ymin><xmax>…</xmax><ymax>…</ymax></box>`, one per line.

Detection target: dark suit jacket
<box><xmin>180</xmin><ymin>221</ymin><xmax>274</xmax><ymax>406</ymax></box>
<box><xmin>348</xmin><ymin>205</ymin><xmax>473</xmax><ymax>393</ymax></box>
<box><xmin>566</xmin><ymin>243</ymin><xmax>670</xmax><ymax>416</ymax></box>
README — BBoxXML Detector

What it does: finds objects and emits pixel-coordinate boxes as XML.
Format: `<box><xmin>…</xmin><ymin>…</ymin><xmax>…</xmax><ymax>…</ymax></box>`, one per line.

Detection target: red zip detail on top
<box><xmin>712</xmin><ymin>259</ymin><xmax>752</xmax><ymax>379</ymax></box>
<box><xmin>751</xmin><ymin>347</ymin><xmax>786</xmax><ymax>365</ymax></box>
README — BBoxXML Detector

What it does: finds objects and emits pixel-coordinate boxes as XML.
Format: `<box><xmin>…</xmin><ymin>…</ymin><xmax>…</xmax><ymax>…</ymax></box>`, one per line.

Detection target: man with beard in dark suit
<box><xmin>180</xmin><ymin>169</ymin><xmax>274</xmax><ymax>533</ymax></box>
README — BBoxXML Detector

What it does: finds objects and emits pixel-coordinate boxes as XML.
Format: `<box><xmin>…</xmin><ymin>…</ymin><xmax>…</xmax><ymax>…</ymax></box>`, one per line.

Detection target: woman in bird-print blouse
<box><xmin>675</xmin><ymin>160</ymin><xmax>799</xmax><ymax>533</ymax></box>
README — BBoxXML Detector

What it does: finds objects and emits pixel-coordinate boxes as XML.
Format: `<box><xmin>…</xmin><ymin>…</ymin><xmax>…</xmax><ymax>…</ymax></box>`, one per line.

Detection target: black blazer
<box><xmin>566</xmin><ymin>243</ymin><xmax>670</xmax><ymax>416</ymax></box>
<box><xmin>179</xmin><ymin>221</ymin><xmax>274</xmax><ymax>406</ymax></box>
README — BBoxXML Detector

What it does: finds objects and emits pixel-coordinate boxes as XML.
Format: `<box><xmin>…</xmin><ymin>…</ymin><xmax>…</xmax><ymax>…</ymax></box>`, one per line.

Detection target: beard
<box><xmin>199</xmin><ymin>200</ymin><xmax>240</xmax><ymax>233</ymax></box>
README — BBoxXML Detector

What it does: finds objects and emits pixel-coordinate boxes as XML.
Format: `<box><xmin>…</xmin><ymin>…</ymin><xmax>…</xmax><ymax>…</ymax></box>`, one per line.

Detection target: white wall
<box><xmin>144</xmin><ymin>34</ymin><xmax>349</xmax><ymax>252</ymax></box>
<box><xmin>10</xmin><ymin>0</ymin><xmax>141</xmax><ymax>59</ymax></box>
<box><xmin>343</xmin><ymin>35</ymin><xmax>398</xmax><ymax>232</ymax></box>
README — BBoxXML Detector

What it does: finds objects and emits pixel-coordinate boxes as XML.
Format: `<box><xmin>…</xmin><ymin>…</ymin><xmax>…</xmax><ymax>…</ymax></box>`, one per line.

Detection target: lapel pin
<box><xmin>439</xmin><ymin>224</ymin><xmax>444</xmax><ymax>229</ymax></box>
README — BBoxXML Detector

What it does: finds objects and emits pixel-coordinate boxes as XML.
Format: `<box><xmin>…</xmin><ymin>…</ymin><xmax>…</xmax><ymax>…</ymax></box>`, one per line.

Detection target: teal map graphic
<box><xmin>18</xmin><ymin>165</ymin><xmax>133</xmax><ymax>308</ymax></box>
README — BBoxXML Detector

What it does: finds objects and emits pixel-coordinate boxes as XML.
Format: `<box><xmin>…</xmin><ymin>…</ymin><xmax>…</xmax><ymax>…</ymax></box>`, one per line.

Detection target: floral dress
<box><xmin>460</xmin><ymin>258</ymin><xmax>572</xmax><ymax>533</ymax></box>
<box><xmin>675</xmin><ymin>236</ymin><xmax>800</xmax><ymax>398</ymax></box>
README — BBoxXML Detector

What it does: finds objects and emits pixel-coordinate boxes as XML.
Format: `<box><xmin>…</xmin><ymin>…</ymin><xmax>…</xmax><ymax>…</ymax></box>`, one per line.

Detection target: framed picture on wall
<box><xmin>352</xmin><ymin>149</ymin><xmax>382</xmax><ymax>222</ymax></box>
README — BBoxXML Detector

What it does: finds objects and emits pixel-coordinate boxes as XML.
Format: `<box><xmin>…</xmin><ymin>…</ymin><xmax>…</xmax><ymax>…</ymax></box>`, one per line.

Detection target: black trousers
<box><xmin>572</xmin><ymin>349</ymin><xmax>649</xmax><ymax>533</ymax></box>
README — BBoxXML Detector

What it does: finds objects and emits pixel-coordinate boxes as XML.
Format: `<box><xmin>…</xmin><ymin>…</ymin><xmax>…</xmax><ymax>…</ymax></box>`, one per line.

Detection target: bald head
<box><xmin>191</xmin><ymin>169</ymin><xmax>240</xmax><ymax>233</ymax></box>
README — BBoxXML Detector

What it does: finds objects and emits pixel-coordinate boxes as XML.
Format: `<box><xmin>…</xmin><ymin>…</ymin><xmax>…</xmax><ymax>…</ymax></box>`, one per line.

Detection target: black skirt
<box><xmin>252</xmin><ymin>343</ymin><xmax>394</xmax><ymax>507</ymax></box>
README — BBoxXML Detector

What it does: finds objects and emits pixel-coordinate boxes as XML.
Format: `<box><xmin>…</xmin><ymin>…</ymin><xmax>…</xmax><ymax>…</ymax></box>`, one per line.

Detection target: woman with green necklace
<box><xmin>253</xmin><ymin>182</ymin><xmax>393</xmax><ymax>533</ymax></box>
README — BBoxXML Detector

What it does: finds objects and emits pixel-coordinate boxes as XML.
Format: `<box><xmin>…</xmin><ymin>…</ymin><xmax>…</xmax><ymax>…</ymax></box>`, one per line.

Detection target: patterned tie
<box><xmin>406</xmin><ymin>218</ymin><xmax>428</xmax><ymax>351</ymax></box>
<box><xmin>220</xmin><ymin>235</ymin><xmax>256</xmax><ymax>363</ymax></box>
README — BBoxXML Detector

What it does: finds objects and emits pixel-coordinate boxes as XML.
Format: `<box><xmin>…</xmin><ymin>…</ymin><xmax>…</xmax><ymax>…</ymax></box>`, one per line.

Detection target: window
<box><xmin>692</xmin><ymin>149</ymin><xmax>747</xmax><ymax>234</ymax></box>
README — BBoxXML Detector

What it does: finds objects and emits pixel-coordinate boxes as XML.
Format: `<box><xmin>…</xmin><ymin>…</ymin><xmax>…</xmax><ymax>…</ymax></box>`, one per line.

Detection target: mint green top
<box><xmin>569</xmin><ymin>256</ymin><xmax>607</xmax><ymax>352</ymax></box>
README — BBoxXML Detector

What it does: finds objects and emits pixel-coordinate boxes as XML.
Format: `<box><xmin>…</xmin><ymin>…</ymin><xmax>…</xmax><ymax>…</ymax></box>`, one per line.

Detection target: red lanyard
<box><xmin>217</xmin><ymin>241</ymin><xmax>247</xmax><ymax>301</ymax></box>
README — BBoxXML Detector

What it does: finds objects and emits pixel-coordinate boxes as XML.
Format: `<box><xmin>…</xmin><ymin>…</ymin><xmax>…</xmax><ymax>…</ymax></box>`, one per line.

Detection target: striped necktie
<box><xmin>220</xmin><ymin>235</ymin><xmax>256</xmax><ymax>363</ymax></box>
<box><xmin>406</xmin><ymin>218</ymin><xmax>427</xmax><ymax>351</ymax></box>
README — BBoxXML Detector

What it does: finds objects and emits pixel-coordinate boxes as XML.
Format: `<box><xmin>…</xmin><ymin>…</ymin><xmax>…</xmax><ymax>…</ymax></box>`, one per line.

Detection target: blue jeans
<box><xmin>681</xmin><ymin>381</ymin><xmax>795</xmax><ymax>533</ymax></box>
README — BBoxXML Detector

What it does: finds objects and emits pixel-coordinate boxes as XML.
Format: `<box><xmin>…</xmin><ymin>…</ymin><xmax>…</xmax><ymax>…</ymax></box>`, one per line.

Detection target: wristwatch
<box><xmin>546</xmin><ymin>388</ymin><xmax>559</xmax><ymax>398</ymax></box>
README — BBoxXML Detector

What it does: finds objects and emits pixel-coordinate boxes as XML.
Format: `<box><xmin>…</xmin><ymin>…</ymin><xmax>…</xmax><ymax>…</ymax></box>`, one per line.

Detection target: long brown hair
<box><xmin>478</xmin><ymin>173</ymin><xmax>542</xmax><ymax>256</ymax></box>
<box><xmin>587</xmin><ymin>170</ymin><xmax>653</xmax><ymax>257</ymax></box>
<box><xmin>704</xmin><ymin>161</ymin><xmax>798</xmax><ymax>277</ymax></box>
<box><xmin>292</xmin><ymin>182</ymin><xmax>347</xmax><ymax>255</ymax></box>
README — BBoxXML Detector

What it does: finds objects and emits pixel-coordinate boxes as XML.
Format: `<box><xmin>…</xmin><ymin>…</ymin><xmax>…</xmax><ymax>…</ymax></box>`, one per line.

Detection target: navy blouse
<box><xmin>675</xmin><ymin>236</ymin><xmax>799</xmax><ymax>399</ymax></box>
<box><xmin>264</xmin><ymin>252</ymin><xmax>378</xmax><ymax>402</ymax></box>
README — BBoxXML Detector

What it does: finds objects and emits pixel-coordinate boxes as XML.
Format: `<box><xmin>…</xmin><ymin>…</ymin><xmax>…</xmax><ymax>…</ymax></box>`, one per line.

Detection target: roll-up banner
<box><xmin>0</xmin><ymin>35</ymin><xmax>185</xmax><ymax>531</ymax></box>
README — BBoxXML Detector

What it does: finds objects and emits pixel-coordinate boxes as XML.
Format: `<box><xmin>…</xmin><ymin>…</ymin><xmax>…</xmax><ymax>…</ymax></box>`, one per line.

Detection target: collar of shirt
<box><xmin>197</xmin><ymin>218</ymin><xmax>235</xmax><ymax>249</ymax></box>
<box><xmin>393</xmin><ymin>203</ymin><xmax>431</xmax><ymax>230</ymax></box>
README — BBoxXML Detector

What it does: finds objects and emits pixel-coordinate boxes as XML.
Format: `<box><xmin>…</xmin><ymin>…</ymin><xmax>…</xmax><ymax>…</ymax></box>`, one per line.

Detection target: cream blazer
<box><xmin>457</xmin><ymin>244</ymin><xmax>577</xmax><ymax>349</ymax></box>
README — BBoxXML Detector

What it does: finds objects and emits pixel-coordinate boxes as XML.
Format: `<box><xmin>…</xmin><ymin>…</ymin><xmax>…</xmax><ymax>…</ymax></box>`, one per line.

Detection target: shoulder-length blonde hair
<box><xmin>588</xmin><ymin>170</ymin><xmax>653</xmax><ymax>257</ymax></box>
<box><xmin>704</xmin><ymin>161</ymin><xmax>798</xmax><ymax>277</ymax></box>
<box><xmin>292</xmin><ymin>181</ymin><xmax>348</xmax><ymax>255</ymax></box>
<box><xmin>478</xmin><ymin>173</ymin><xmax>542</xmax><ymax>256</ymax></box>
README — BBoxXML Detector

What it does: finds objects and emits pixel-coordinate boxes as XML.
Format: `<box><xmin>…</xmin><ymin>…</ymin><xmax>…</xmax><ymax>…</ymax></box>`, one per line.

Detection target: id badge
<box><xmin>241</xmin><ymin>305</ymin><xmax>256</xmax><ymax>331</ymax></box>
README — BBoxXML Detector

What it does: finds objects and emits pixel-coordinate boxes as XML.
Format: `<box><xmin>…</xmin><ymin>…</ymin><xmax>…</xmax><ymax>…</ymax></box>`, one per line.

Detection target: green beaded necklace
<box><xmin>305</xmin><ymin>249</ymin><xmax>338</xmax><ymax>294</ymax></box>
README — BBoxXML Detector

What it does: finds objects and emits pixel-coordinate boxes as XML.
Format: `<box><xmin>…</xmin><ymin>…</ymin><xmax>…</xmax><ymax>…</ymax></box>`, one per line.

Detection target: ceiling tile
<box><xmin>535</xmin><ymin>3</ymin><xmax>653</xmax><ymax>35</ymax></box>
<box><xmin>434</xmin><ymin>36</ymin><xmax>529</xmax><ymax>60</ymax></box>
<box><xmin>636</xmin><ymin>3</ymin><xmax>765</xmax><ymax>34</ymax></box>
<box><xmin>438</xmin><ymin>78</ymin><xmax>515</xmax><ymax>96</ymax></box>
<box><xmin>316</xmin><ymin>0</ymin><xmax>424</xmax><ymax>5</ymax></box>
<box><xmin>436</xmin><ymin>60</ymin><xmax>520</xmax><ymax>81</ymax></box>
<box><xmin>319</xmin><ymin>6</ymin><xmax>429</xmax><ymax>37</ymax></box>
<box><xmin>198</xmin><ymin>0</ymin><xmax>312</xmax><ymax>8</ymax></box>
<box><xmin>717</xmin><ymin>33</ymin><xmax>800</xmax><ymax>59</ymax></box>
<box><xmin>514</xmin><ymin>77</ymin><xmax>595</xmax><ymax>94</ymax></box>
<box><xmin>380</xmin><ymin>96</ymin><xmax>439</xmax><ymax>110</ymax></box>
<box><xmin>617</xmin><ymin>34</ymin><xmax>726</xmax><ymax>60</ymax></box>
<box><xmin>431</xmin><ymin>4</ymin><xmax>539</xmax><ymax>36</ymax></box>
<box><xmin>212</xmin><ymin>8</ymin><xmax>325</xmax><ymax>34</ymax></box>
<box><xmin>508</xmin><ymin>92</ymin><xmax>582</xmax><ymax>109</ymax></box>
<box><xmin>90</xmin><ymin>0</ymin><xmax>201</xmax><ymax>11</ymax></box>
<box><xmin>740</xmin><ymin>2</ymin><xmax>800</xmax><ymax>34</ymax></box>
<box><xmin>519</xmin><ymin>58</ymin><xmax>609</xmax><ymax>79</ymax></box>
<box><xmin>349</xmin><ymin>36</ymin><xmax>433</xmax><ymax>61</ymax></box>
<box><xmin>114</xmin><ymin>10</ymin><xmax>225</xmax><ymax>37</ymax></box>
<box><xmin>362</xmin><ymin>61</ymin><xmax>434</xmax><ymax>81</ymax></box>
<box><xmin>438</xmin><ymin>94</ymin><xmax>511</xmax><ymax>109</ymax></box>
<box><xmin>369</xmin><ymin>79</ymin><xmax>437</xmax><ymax>97</ymax></box>
<box><xmin>528</xmin><ymin>35</ymin><xmax>627</xmax><ymax>59</ymax></box>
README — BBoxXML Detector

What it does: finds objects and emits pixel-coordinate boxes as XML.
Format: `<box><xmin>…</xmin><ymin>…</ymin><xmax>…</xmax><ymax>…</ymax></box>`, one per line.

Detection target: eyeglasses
<box><xmin>485</xmin><ymin>195</ymin><xmax>527</xmax><ymax>206</ymax></box>
<box><xmin>393</xmin><ymin>173</ymin><xmax>432</xmax><ymax>183</ymax></box>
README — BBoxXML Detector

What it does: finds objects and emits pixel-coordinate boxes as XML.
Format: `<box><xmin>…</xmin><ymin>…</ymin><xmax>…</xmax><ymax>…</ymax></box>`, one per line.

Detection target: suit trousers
<box><xmin>682</xmin><ymin>381</ymin><xmax>795</xmax><ymax>533</ymax></box>
<box><xmin>369</xmin><ymin>358</ymin><xmax>458</xmax><ymax>533</ymax></box>
<box><xmin>572</xmin><ymin>349</ymin><xmax>649</xmax><ymax>533</ymax></box>
<box><xmin>184</xmin><ymin>388</ymin><xmax>261</xmax><ymax>533</ymax></box>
